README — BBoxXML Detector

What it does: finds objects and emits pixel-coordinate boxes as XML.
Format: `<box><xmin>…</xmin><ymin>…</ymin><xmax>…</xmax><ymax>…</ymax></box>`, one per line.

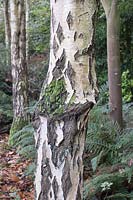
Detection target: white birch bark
<box><xmin>3</xmin><ymin>0</ymin><xmax>11</xmax><ymax>66</ymax></box>
<box><xmin>9</xmin><ymin>0</ymin><xmax>28</xmax><ymax>141</ymax></box>
<box><xmin>26</xmin><ymin>0</ymin><xmax>29</xmax><ymax>61</ymax></box>
<box><xmin>34</xmin><ymin>0</ymin><xmax>98</xmax><ymax>199</ymax></box>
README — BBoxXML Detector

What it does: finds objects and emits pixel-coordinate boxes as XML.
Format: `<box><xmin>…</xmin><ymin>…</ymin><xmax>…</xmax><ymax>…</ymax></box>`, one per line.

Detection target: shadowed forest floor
<box><xmin>0</xmin><ymin>133</ymin><xmax>34</xmax><ymax>200</ymax></box>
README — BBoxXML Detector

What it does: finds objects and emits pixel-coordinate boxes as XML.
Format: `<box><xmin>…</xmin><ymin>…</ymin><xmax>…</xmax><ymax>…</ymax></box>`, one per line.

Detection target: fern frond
<box><xmin>10</xmin><ymin>124</ymin><xmax>36</xmax><ymax>159</ymax></box>
<box><xmin>18</xmin><ymin>144</ymin><xmax>36</xmax><ymax>159</ymax></box>
<box><xmin>106</xmin><ymin>192</ymin><xmax>133</xmax><ymax>199</ymax></box>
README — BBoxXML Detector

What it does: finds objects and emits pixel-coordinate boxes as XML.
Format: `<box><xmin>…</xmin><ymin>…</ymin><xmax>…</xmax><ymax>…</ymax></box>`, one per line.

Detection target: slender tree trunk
<box><xmin>101</xmin><ymin>0</ymin><xmax>123</xmax><ymax>127</ymax></box>
<box><xmin>26</xmin><ymin>0</ymin><xmax>29</xmax><ymax>61</ymax></box>
<box><xmin>9</xmin><ymin>0</ymin><xmax>28</xmax><ymax>143</ymax></box>
<box><xmin>3</xmin><ymin>0</ymin><xmax>11</xmax><ymax>66</ymax></box>
<box><xmin>34</xmin><ymin>0</ymin><xmax>98</xmax><ymax>199</ymax></box>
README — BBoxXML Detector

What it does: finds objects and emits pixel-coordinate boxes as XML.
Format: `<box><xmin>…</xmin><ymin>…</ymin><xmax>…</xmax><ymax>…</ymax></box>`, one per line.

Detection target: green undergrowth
<box><xmin>9</xmin><ymin>119</ymin><xmax>36</xmax><ymax>178</ymax></box>
<box><xmin>84</xmin><ymin>85</ymin><xmax>133</xmax><ymax>200</ymax></box>
<box><xmin>9</xmin><ymin>123</ymin><xmax>36</xmax><ymax>160</ymax></box>
<box><xmin>0</xmin><ymin>90</ymin><xmax>12</xmax><ymax>121</ymax></box>
<box><xmin>9</xmin><ymin>118</ymin><xmax>28</xmax><ymax>146</ymax></box>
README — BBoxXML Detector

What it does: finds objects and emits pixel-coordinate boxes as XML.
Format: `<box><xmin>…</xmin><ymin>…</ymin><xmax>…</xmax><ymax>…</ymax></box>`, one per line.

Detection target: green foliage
<box><xmin>24</xmin><ymin>162</ymin><xmax>36</xmax><ymax>179</ymax></box>
<box><xmin>0</xmin><ymin>90</ymin><xmax>12</xmax><ymax>118</ymax></box>
<box><xmin>9</xmin><ymin>118</ymin><xmax>28</xmax><ymax>146</ymax></box>
<box><xmin>28</xmin><ymin>60</ymin><xmax>49</xmax><ymax>100</ymax></box>
<box><xmin>9</xmin><ymin>192</ymin><xmax>21</xmax><ymax>200</ymax></box>
<box><xmin>95</xmin><ymin>1</ymin><xmax>133</xmax><ymax>103</ymax></box>
<box><xmin>0</xmin><ymin>21</ymin><xmax>5</xmax><ymax>44</ymax></box>
<box><xmin>29</xmin><ymin>0</ymin><xmax>50</xmax><ymax>54</ymax></box>
<box><xmin>84</xmin><ymin>87</ymin><xmax>133</xmax><ymax>200</ymax></box>
<box><xmin>122</xmin><ymin>70</ymin><xmax>133</xmax><ymax>102</ymax></box>
<box><xmin>10</xmin><ymin>124</ymin><xmax>36</xmax><ymax>159</ymax></box>
<box><xmin>95</xmin><ymin>8</ymin><xmax>107</xmax><ymax>85</ymax></box>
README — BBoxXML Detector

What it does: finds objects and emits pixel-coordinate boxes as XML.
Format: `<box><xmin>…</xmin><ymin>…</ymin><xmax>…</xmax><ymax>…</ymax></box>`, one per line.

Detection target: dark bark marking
<box><xmin>47</xmin><ymin>121</ymin><xmax>57</xmax><ymax>149</ymax></box>
<box><xmin>52</xmin><ymin>68</ymin><xmax>62</xmax><ymax>79</ymax></box>
<box><xmin>56</xmin><ymin>23</ymin><xmax>65</xmax><ymax>44</ymax></box>
<box><xmin>55</xmin><ymin>49</ymin><xmax>66</xmax><ymax>70</ymax></box>
<box><xmin>88</xmin><ymin>57</ymin><xmax>93</xmax><ymax>86</ymax></box>
<box><xmin>66</xmin><ymin>11</ymin><xmax>73</xmax><ymax>30</ymax></box>
<box><xmin>78</xmin><ymin>33</ymin><xmax>84</xmax><ymax>39</ymax></box>
<box><xmin>74</xmin><ymin>31</ymin><xmax>77</xmax><ymax>41</ymax></box>
<box><xmin>79</xmin><ymin>172</ymin><xmax>82</xmax><ymax>184</ymax></box>
<box><xmin>82</xmin><ymin>47</ymin><xmax>89</xmax><ymax>55</ymax></box>
<box><xmin>81</xmin><ymin>0</ymin><xmax>85</xmax><ymax>4</ymax></box>
<box><xmin>63</xmin><ymin>117</ymin><xmax>78</xmax><ymax>156</ymax></box>
<box><xmin>74</xmin><ymin>50</ymin><xmax>80</xmax><ymax>61</ymax></box>
<box><xmin>52</xmin><ymin>176</ymin><xmax>59</xmax><ymax>200</ymax></box>
<box><xmin>53</xmin><ymin>37</ymin><xmax>59</xmax><ymax>58</ymax></box>
<box><xmin>40</xmin><ymin>157</ymin><xmax>52</xmax><ymax>200</ymax></box>
<box><xmin>74</xmin><ymin>47</ymin><xmax>91</xmax><ymax>61</ymax></box>
<box><xmin>77</xmin><ymin>157</ymin><xmax>81</xmax><ymax>171</ymax></box>
<box><xmin>65</xmin><ymin>61</ymin><xmax>75</xmax><ymax>89</ymax></box>
<box><xmin>50</xmin><ymin>191</ymin><xmax>52</xmax><ymax>198</ymax></box>
<box><xmin>79</xmin><ymin>63</ymin><xmax>84</xmax><ymax>67</ymax></box>
<box><xmin>62</xmin><ymin>159</ymin><xmax>72</xmax><ymax>199</ymax></box>
<box><xmin>76</xmin><ymin>185</ymin><xmax>82</xmax><ymax>200</ymax></box>
<box><xmin>76</xmin><ymin>0</ymin><xmax>85</xmax><ymax>4</ymax></box>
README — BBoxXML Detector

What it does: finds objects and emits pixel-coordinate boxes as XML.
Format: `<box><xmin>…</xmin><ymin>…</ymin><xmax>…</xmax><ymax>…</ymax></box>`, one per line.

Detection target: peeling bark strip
<box><xmin>34</xmin><ymin>0</ymin><xmax>98</xmax><ymax>199</ymax></box>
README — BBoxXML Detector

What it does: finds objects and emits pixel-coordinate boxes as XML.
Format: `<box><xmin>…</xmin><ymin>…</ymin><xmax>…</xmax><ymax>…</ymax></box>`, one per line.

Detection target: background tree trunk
<box><xmin>34</xmin><ymin>0</ymin><xmax>98</xmax><ymax>199</ymax></box>
<box><xmin>26</xmin><ymin>0</ymin><xmax>29</xmax><ymax>61</ymax></box>
<box><xmin>3</xmin><ymin>0</ymin><xmax>11</xmax><ymax>67</ymax></box>
<box><xmin>9</xmin><ymin>0</ymin><xmax>28</xmax><ymax>144</ymax></box>
<box><xmin>101</xmin><ymin>0</ymin><xmax>123</xmax><ymax>127</ymax></box>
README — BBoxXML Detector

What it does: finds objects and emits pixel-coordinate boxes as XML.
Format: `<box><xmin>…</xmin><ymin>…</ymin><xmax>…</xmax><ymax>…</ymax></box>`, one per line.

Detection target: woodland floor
<box><xmin>0</xmin><ymin>133</ymin><xmax>34</xmax><ymax>200</ymax></box>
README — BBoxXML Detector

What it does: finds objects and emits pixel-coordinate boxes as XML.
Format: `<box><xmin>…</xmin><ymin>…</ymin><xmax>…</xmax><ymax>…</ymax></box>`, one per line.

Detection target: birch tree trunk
<box><xmin>3</xmin><ymin>0</ymin><xmax>11</xmax><ymax>67</ymax></box>
<box><xmin>9</xmin><ymin>0</ymin><xmax>28</xmax><ymax>143</ymax></box>
<box><xmin>34</xmin><ymin>0</ymin><xmax>98</xmax><ymax>199</ymax></box>
<box><xmin>26</xmin><ymin>0</ymin><xmax>29</xmax><ymax>61</ymax></box>
<box><xmin>101</xmin><ymin>0</ymin><xmax>123</xmax><ymax>127</ymax></box>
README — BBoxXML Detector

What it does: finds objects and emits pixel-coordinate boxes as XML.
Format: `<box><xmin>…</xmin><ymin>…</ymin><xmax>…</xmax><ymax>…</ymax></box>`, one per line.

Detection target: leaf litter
<box><xmin>0</xmin><ymin>133</ymin><xmax>34</xmax><ymax>200</ymax></box>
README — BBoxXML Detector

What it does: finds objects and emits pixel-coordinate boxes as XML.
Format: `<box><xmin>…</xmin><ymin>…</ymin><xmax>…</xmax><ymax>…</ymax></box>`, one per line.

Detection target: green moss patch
<box><xmin>39</xmin><ymin>78</ymin><xmax>67</xmax><ymax>116</ymax></box>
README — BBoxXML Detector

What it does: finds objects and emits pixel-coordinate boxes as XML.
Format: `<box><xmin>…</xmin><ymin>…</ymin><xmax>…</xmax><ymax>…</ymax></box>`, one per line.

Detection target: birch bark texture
<box><xmin>101</xmin><ymin>0</ymin><xmax>123</xmax><ymax>127</ymax></box>
<box><xmin>34</xmin><ymin>0</ymin><xmax>98</xmax><ymax>199</ymax></box>
<box><xmin>9</xmin><ymin>0</ymin><xmax>28</xmax><ymax>141</ymax></box>
<box><xmin>3</xmin><ymin>0</ymin><xmax>11</xmax><ymax>66</ymax></box>
<box><xmin>26</xmin><ymin>0</ymin><xmax>29</xmax><ymax>61</ymax></box>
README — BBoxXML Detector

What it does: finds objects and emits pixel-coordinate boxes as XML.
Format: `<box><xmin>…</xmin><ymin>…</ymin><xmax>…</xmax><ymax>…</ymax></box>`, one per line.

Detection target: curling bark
<box><xmin>101</xmin><ymin>0</ymin><xmax>123</xmax><ymax>127</ymax></box>
<box><xmin>34</xmin><ymin>0</ymin><xmax>98</xmax><ymax>199</ymax></box>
